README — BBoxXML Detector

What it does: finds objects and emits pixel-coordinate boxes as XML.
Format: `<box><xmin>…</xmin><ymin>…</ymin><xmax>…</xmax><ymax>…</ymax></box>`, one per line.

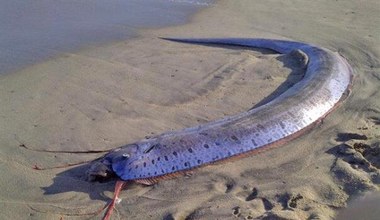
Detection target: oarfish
<box><xmin>86</xmin><ymin>38</ymin><xmax>353</xmax><ymax>220</ymax></box>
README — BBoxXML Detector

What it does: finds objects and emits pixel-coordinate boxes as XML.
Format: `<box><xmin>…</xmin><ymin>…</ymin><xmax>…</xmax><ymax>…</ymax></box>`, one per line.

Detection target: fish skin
<box><xmin>88</xmin><ymin>38</ymin><xmax>353</xmax><ymax>182</ymax></box>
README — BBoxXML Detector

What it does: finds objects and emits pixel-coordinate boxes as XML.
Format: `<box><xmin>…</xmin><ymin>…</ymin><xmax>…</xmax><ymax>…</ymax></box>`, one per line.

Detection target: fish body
<box><xmin>87</xmin><ymin>38</ymin><xmax>353</xmax><ymax>183</ymax></box>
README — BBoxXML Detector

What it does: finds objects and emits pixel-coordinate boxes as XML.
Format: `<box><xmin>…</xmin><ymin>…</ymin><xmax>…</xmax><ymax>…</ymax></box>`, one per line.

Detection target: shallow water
<box><xmin>0</xmin><ymin>0</ymin><xmax>213</xmax><ymax>74</ymax></box>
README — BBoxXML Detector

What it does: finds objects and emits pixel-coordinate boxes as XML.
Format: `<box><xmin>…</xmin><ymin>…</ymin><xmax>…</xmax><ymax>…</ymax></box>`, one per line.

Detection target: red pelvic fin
<box><xmin>103</xmin><ymin>180</ymin><xmax>127</xmax><ymax>220</ymax></box>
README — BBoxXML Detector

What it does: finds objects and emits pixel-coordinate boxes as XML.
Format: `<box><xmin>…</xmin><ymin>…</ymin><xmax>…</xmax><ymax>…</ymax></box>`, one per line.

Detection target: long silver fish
<box><xmin>86</xmin><ymin>38</ymin><xmax>353</xmax><ymax>219</ymax></box>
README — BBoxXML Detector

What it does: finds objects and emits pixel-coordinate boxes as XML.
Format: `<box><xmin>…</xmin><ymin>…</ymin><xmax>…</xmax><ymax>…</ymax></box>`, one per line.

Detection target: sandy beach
<box><xmin>0</xmin><ymin>0</ymin><xmax>379</xmax><ymax>219</ymax></box>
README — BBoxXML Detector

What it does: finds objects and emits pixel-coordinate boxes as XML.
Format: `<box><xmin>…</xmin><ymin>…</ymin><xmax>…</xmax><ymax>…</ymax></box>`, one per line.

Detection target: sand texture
<box><xmin>1</xmin><ymin>0</ymin><xmax>379</xmax><ymax>219</ymax></box>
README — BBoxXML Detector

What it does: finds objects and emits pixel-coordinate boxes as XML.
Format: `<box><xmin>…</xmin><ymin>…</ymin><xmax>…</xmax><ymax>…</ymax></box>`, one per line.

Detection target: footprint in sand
<box><xmin>351</xmin><ymin>142</ymin><xmax>380</xmax><ymax>169</ymax></box>
<box><xmin>232</xmin><ymin>206</ymin><xmax>241</xmax><ymax>217</ymax></box>
<box><xmin>327</xmin><ymin>116</ymin><xmax>380</xmax><ymax>198</ymax></box>
<box><xmin>276</xmin><ymin>193</ymin><xmax>304</xmax><ymax>210</ymax></box>
<box><xmin>231</xmin><ymin>186</ymin><xmax>277</xmax><ymax>219</ymax></box>
<box><xmin>333</xmin><ymin>128</ymin><xmax>380</xmax><ymax>172</ymax></box>
<box><xmin>245</xmin><ymin>187</ymin><xmax>258</xmax><ymax>202</ymax></box>
<box><xmin>211</xmin><ymin>175</ymin><xmax>236</xmax><ymax>193</ymax></box>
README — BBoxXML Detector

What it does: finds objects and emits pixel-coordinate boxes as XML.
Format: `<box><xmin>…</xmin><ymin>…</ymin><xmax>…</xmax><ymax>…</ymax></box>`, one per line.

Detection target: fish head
<box><xmin>86</xmin><ymin>144</ymin><xmax>139</xmax><ymax>182</ymax></box>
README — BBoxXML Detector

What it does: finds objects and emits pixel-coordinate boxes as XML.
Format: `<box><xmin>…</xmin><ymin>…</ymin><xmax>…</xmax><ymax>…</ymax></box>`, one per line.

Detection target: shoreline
<box><xmin>1</xmin><ymin>0</ymin><xmax>379</xmax><ymax>219</ymax></box>
<box><xmin>0</xmin><ymin>0</ymin><xmax>214</xmax><ymax>75</ymax></box>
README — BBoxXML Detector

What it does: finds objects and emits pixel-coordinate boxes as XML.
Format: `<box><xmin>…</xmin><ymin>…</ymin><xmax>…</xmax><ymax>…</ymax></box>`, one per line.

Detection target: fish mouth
<box><xmin>86</xmin><ymin>158</ymin><xmax>116</xmax><ymax>182</ymax></box>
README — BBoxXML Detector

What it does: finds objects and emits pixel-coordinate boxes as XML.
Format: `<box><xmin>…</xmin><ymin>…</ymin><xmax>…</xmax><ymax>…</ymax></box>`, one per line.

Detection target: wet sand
<box><xmin>0</xmin><ymin>0</ymin><xmax>379</xmax><ymax>219</ymax></box>
<box><xmin>0</xmin><ymin>0</ymin><xmax>212</xmax><ymax>74</ymax></box>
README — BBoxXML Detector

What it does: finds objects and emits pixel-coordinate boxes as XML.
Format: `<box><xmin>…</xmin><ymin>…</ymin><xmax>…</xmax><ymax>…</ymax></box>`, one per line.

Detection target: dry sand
<box><xmin>1</xmin><ymin>0</ymin><xmax>379</xmax><ymax>219</ymax></box>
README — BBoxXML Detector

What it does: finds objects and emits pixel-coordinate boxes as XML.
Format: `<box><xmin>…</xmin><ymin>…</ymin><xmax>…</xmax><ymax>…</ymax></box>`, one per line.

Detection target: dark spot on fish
<box><xmin>143</xmin><ymin>162</ymin><xmax>146</xmax><ymax>167</ymax></box>
<box><xmin>212</xmin><ymin>156</ymin><xmax>220</xmax><ymax>160</ymax></box>
<box><xmin>162</xmin><ymin>144</ymin><xmax>167</xmax><ymax>148</ymax></box>
<box><xmin>161</xmin><ymin>169</ymin><xmax>165</xmax><ymax>173</ymax></box>
<box><xmin>154</xmin><ymin>171</ymin><xmax>157</xmax><ymax>175</ymax></box>
<box><xmin>173</xmin><ymin>151</ymin><xmax>178</xmax><ymax>156</ymax></box>
<box><xmin>197</xmin><ymin>159</ymin><xmax>202</xmax><ymax>164</ymax></box>
<box><xmin>172</xmin><ymin>166</ymin><xmax>175</xmax><ymax>171</ymax></box>
<box><xmin>215</xmin><ymin>142</ymin><xmax>221</xmax><ymax>146</ymax></box>
<box><xmin>231</xmin><ymin>135</ymin><xmax>241</xmax><ymax>144</ymax></box>
<box><xmin>157</xmin><ymin>157</ymin><xmax>160</xmax><ymax>161</ymax></box>
<box><xmin>188</xmin><ymin>148</ymin><xmax>193</xmax><ymax>153</ymax></box>
<box><xmin>135</xmin><ymin>165</ymin><xmax>139</xmax><ymax>169</ymax></box>
<box><xmin>128</xmin><ymin>168</ymin><xmax>132</xmax><ymax>172</ymax></box>
<box><xmin>255</xmin><ymin>133</ymin><xmax>259</xmax><ymax>136</ymax></box>
<box><xmin>199</xmin><ymin>132</ymin><xmax>208</xmax><ymax>136</ymax></box>
<box><xmin>231</xmin><ymin>135</ymin><xmax>239</xmax><ymax>141</ymax></box>
<box><xmin>267</xmin><ymin>138</ymin><xmax>273</xmax><ymax>142</ymax></box>
<box><xmin>204</xmin><ymin>144</ymin><xmax>210</xmax><ymax>149</ymax></box>
<box><xmin>152</xmin><ymin>159</ymin><xmax>155</xmax><ymax>164</ymax></box>
<box><xmin>279</xmin><ymin>121</ymin><xmax>286</xmax><ymax>129</ymax></box>
<box><xmin>184</xmin><ymin>162</ymin><xmax>189</xmax><ymax>167</ymax></box>
<box><xmin>251</xmin><ymin>139</ymin><xmax>258</xmax><ymax>146</ymax></box>
<box><xmin>227</xmin><ymin>151</ymin><xmax>232</xmax><ymax>156</ymax></box>
<box><xmin>257</xmin><ymin>124</ymin><xmax>266</xmax><ymax>132</ymax></box>
<box><xmin>148</xmin><ymin>172</ymin><xmax>151</xmax><ymax>175</ymax></box>
<box><xmin>164</xmin><ymin>156</ymin><xmax>169</xmax><ymax>161</ymax></box>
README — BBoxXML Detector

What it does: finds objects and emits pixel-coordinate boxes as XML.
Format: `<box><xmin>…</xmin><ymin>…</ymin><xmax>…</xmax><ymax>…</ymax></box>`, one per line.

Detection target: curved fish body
<box><xmin>88</xmin><ymin>38</ymin><xmax>353</xmax><ymax>183</ymax></box>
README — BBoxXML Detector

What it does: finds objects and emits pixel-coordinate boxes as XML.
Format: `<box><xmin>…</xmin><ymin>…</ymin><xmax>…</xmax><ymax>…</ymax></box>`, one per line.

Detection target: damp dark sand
<box><xmin>0</xmin><ymin>0</ymin><xmax>212</xmax><ymax>74</ymax></box>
